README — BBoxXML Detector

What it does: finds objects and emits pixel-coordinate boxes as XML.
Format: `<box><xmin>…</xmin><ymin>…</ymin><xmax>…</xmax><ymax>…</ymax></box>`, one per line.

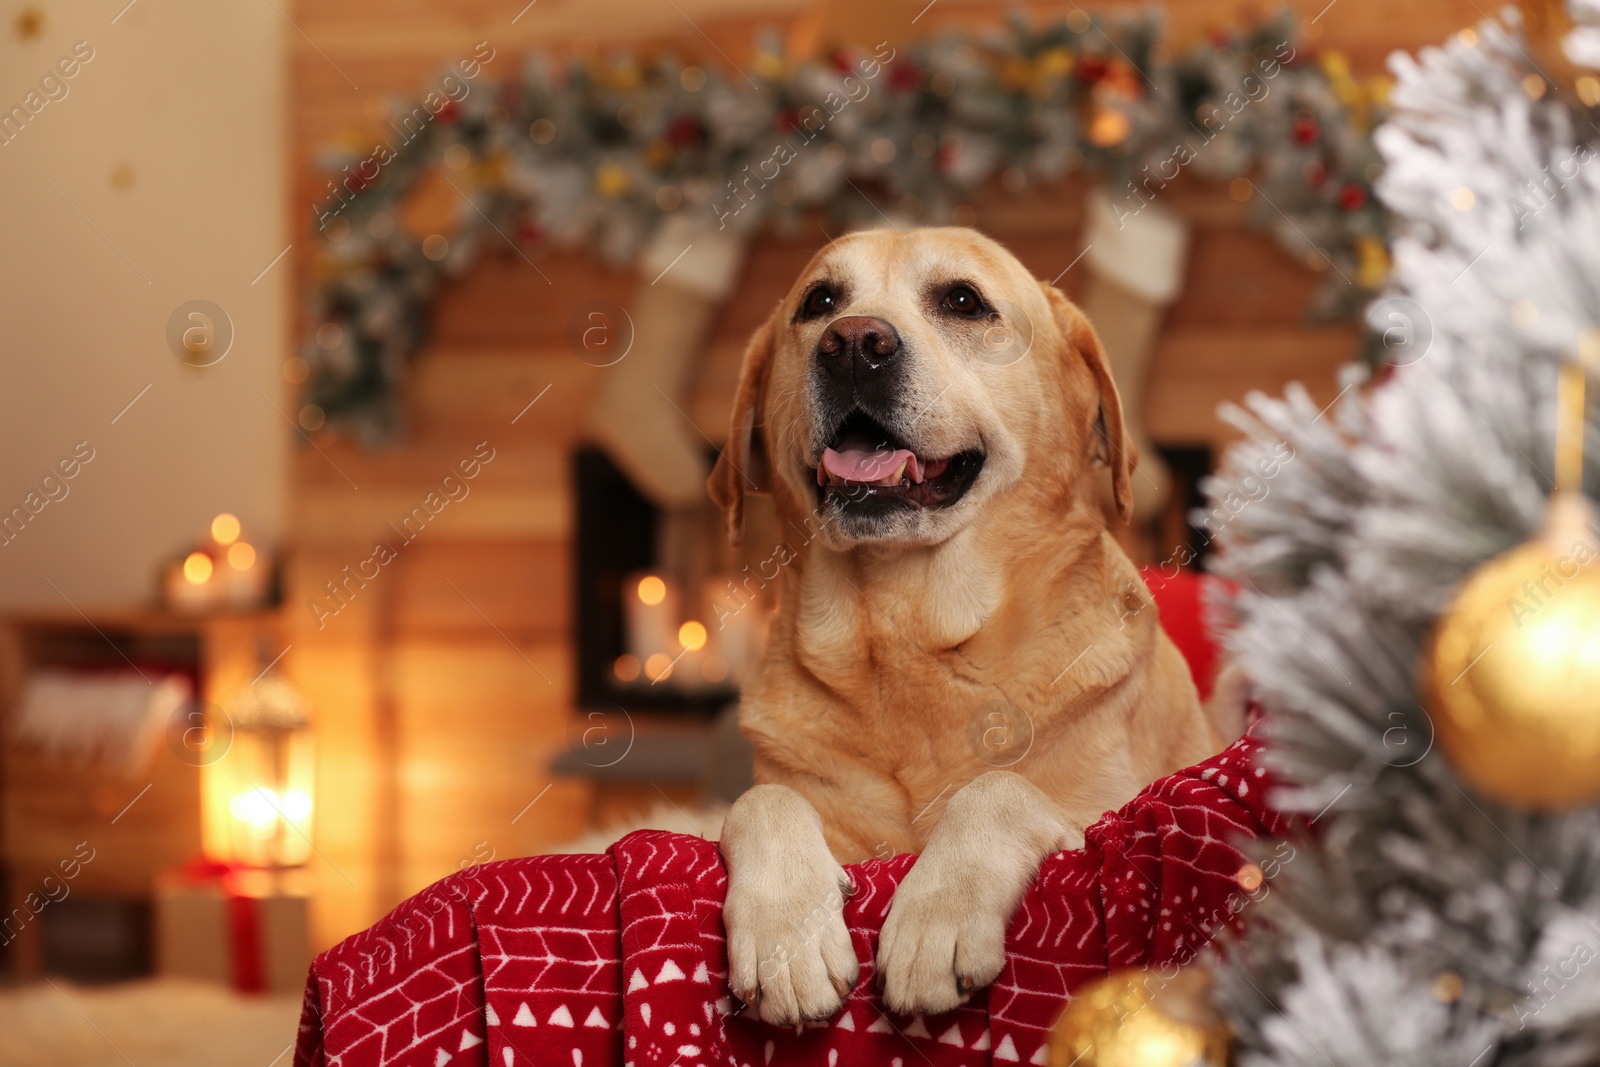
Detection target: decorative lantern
<box><xmin>221</xmin><ymin>668</ymin><xmax>314</xmax><ymax>869</ymax></box>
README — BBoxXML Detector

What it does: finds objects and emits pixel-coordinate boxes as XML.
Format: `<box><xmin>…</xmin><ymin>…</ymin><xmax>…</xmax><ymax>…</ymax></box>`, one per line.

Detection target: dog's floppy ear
<box><xmin>1040</xmin><ymin>284</ymin><xmax>1137</xmax><ymax>523</ymax></box>
<box><xmin>708</xmin><ymin>307</ymin><xmax>778</xmax><ymax>545</ymax></box>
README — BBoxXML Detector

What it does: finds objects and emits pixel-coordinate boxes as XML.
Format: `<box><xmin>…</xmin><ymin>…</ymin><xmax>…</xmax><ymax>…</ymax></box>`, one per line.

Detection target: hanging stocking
<box><xmin>587</xmin><ymin>215</ymin><xmax>748</xmax><ymax>509</ymax></box>
<box><xmin>1078</xmin><ymin>187</ymin><xmax>1192</xmax><ymax>525</ymax></box>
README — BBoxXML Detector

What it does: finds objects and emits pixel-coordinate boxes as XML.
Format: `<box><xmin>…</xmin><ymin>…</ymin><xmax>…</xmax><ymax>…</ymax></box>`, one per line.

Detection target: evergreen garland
<box><xmin>300</xmin><ymin>12</ymin><xmax>1391</xmax><ymax>442</ymax></box>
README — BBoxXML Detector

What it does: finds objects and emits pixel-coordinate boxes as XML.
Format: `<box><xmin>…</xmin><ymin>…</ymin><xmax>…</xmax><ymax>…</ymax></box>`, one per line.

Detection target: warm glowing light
<box><xmin>229</xmin><ymin>787</ymin><xmax>310</xmax><ymax>831</ymax></box>
<box><xmin>211</xmin><ymin>513</ymin><xmax>241</xmax><ymax>544</ymax></box>
<box><xmin>282</xmin><ymin>790</ymin><xmax>312</xmax><ymax>822</ymax></box>
<box><xmin>678</xmin><ymin>620</ymin><xmax>708</xmax><ymax>651</ymax></box>
<box><xmin>637</xmin><ymin>575</ymin><xmax>666</xmax><ymax>606</ymax></box>
<box><xmin>1235</xmin><ymin>863</ymin><xmax>1264</xmax><ymax>892</ymax></box>
<box><xmin>229</xmin><ymin>788</ymin><xmax>279</xmax><ymax>831</ymax></box>
<box><xmin>644</xmin><ymin>653</ymin><xmax>674</xmax><ymax>682</ymax></box>
<box><xmin>1449</xmin><ymin>186</ymin><xmax>1476</xmax><ymax>212</ymax></box>
<box><xmin>183</xmin><ymin>552</ymin><xmax>214</xmax><ymax>585</ymax></box>
<box><xmin>1087</xmin><ymin>108</ymin><xmax>1131</xmax><ymax>147</ymax></box>
<box><xmin>701</xmin><ymin>655</ymin><xmax>729</xmax><ymax>684</ymax></box>
<box><xmin>613</xmin><ymin>654</ymin><xmax>641</xmax><ymax>682</ymax></box>
<box><xmin>228</xmin><ymin>541</ymin><xmax>256</xmax><ymax>571</ymax></box>
<box><xmin>1127</xmin><ymin>1031</ymin><xmax>1195</xmax><ymax>1063</ymax></box>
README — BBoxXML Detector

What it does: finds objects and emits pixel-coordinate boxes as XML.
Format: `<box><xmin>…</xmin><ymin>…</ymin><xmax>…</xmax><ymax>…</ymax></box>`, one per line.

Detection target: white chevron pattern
<box><xmin>296</xmin><ymin>734</ymin><xmax>1286</xmax><ymax>1067</ymax></box>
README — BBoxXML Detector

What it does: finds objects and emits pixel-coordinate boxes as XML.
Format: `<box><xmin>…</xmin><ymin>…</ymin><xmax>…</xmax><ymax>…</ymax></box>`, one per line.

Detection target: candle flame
<box><xmin>183</xmin><ymin>552</ymin><xmax>214</xmax><ymax>584</ymax></box>
<box><xmin>679</xmin><ymin>620</ymin><xmax>707</xmax><ymax>651</ymax></box>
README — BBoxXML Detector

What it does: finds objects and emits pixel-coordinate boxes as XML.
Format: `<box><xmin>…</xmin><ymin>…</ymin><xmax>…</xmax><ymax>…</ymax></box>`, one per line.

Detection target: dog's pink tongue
<box><xmin>819</xmin><ymin>446</ymin><xmax>920</xmax><ymax>485</ymax></box>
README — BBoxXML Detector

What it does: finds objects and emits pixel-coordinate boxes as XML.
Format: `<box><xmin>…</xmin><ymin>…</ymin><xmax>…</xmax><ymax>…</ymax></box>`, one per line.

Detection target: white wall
<box><xmin>0</xmin><ymin>0</ymin><xmax>286</xmax><ymax>609</ymax></box>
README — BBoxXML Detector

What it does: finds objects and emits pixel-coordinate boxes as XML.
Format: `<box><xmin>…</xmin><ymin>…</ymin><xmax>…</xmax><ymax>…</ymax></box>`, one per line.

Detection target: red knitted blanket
<box><xmin>293</xmin><ymin>731</ymin><xmax>1283</xmax><ymax>1067</ymax></box>
<box><xmin>294</xmin><ymin>571</ymin><xmax>1288</xmax><ymax>1066</ymax></box>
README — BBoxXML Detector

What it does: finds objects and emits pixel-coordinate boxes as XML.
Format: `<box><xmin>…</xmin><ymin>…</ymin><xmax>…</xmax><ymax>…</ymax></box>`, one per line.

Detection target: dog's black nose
<box><xmin>816</xmin><ymin>315</ymin><xmax>901</xmax><ymax>391</ymax></box>
<box><xmin>818</xmin><ymin>315</ymin><xmax>900</xmax><ymax>370</ymax></box>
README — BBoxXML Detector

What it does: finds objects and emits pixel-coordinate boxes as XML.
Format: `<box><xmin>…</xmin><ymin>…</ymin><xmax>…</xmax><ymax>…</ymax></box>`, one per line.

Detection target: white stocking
<box><xmin>587</xmin><ymin>216</ymin><xmax>747</xmax><ymax>509</ymax></box>
<box><xmin>1080</xmin><ymin>188</ymin><xmax>1192</xmax><ymax>525</ymax></box>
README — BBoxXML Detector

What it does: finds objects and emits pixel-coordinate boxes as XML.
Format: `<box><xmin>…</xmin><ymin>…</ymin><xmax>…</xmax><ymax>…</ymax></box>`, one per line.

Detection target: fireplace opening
<box><xmin>573</xmin><ymin>447</ymin><xmax>775</xmax><ymax>716</ymax></box>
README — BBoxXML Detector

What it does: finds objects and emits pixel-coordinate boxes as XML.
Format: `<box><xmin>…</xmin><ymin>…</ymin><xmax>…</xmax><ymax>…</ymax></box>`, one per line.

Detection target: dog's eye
<box><xmin>799</xmin><ymin>285</ymin><xmax>837</xmax><ymax>320</ymax></box>
<box><xmin>942</xmin><ymin>285</ymin><xmax>984</xmax><ymax>318</ymax></box>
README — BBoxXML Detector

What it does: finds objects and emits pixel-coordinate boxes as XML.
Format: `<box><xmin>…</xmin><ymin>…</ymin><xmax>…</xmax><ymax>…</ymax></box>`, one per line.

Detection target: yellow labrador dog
<box><xmin>709</xmin><ymin>227</ymin><xmax>1220</xmax><ymax>1024</ymax></box>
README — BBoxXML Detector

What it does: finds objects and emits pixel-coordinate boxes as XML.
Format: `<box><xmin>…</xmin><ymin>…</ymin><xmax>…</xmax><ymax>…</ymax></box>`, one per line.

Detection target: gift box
<box><xmin>154</xmin><ymin>858</ymin><xmax>309</xmax><ymax>995</ymax></box>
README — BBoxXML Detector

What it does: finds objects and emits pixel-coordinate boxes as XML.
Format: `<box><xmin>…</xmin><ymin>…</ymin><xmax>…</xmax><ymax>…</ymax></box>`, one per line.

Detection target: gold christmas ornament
<box><xmin>1047</xmin><ymin>966</ymin><xmax>1230</xmax><ymax>1067</ymax></box>
<box><xmin>1421</xmin><ymin>346</ymin><xmax>1600</xmax><ymax>809</ymax></box>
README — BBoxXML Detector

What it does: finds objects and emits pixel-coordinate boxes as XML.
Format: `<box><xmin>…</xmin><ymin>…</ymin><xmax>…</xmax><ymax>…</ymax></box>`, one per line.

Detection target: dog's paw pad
<box><xmin>725</xmin><ymin>884</ymin><xmax>859</xmax><ymax>1028</ymax></box>
<box><xmin>876</xmin><ymin>875</ymin><xmax>1009</xmax><ymax>1017</ymax></box>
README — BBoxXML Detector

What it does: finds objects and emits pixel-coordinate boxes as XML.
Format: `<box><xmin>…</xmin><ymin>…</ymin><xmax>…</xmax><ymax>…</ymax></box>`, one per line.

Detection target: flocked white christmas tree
<box><xmin>1204</xmin><ymin>3</ymin><xmax>1600</xmax><ymax>1063</ymax></box>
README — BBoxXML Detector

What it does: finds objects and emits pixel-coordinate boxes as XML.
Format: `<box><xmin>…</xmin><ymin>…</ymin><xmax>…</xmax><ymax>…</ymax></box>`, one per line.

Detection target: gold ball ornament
<box><xmin>1047</xmin><ymin>967</ymin><xmax>1230</xmax><ymax>1067</ymax></box>
<box><xmin>1422</xmin><ymin>492</ymin><xmax>1600</xmax><ymax>808</ymax></box>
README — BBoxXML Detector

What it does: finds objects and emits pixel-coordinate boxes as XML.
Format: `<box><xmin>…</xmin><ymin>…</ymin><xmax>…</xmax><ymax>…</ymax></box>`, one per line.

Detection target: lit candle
<box><xmin>674</xmin><ymin>619</ymin><xmax>708</xmax><ymax>691</ymax></box>
<box><xmin>220</xmin><ymin>539</ymin><xmax>269</xmax><ymax>609</ymax></box>
<box><xmin>705</xmin><ymin>575</ymin><xmax>754</xmax><ymax>685</ymax></box>
<box><xmin>625</xmin><ymin>572</ymin><xmax>679</xmax><ymax>664</ymax></box>
<box><xmin>164</xmin><ymin>551</ymin><xmax>218</xmax><ymax>612</ymax></box>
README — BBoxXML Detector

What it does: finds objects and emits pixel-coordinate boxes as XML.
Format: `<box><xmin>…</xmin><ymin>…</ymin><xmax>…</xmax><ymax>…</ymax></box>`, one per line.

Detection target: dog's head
<box><xmin>709</xmin><ymin>227</ymin><xmax>1135</xmax><ymax>548</ymax></box>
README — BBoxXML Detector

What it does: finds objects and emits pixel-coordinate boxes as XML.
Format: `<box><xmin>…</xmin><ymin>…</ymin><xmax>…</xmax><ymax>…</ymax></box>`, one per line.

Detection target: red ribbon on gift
<box><xmin>170</xmin><ymin>856</ymin><xmax>265</xmax><ymax>994</ymax></box>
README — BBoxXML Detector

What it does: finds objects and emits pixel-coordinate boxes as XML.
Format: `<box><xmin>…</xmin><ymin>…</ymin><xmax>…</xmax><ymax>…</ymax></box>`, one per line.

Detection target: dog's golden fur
<box><xmin>710</xmin><ymin>227</ymin><xmax>1220</xmax><ymax>1024</ymax></box>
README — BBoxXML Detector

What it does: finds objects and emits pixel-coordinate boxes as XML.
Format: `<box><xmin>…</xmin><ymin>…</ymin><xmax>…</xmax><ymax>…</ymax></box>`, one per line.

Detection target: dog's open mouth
<box><xmin>812</xmin><ymin>411</ymin><xmax>984</xmax><ymax>510</ymax></box>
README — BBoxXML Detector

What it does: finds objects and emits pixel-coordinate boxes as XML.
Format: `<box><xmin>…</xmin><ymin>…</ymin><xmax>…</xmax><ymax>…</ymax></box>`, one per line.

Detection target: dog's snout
<box><xmin>819</xmin><ymin>316</ymin><xmax>900</xmax><ymax>364</ymax></box>
<box><xmin>816</xmin><ymin>317</ymin><xmax>903</xmax><ymax>413</ymax></box>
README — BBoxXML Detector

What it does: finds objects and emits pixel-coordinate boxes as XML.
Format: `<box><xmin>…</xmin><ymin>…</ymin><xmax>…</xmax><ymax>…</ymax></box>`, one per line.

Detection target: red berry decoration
<box><xmin>831</xmin><ymin>51</ymin><xmax>854</xmax><ymax>75</ymax></box>
<box><xmin>1077</xmin><ymin>56</ymin><xmax>1109</xmax><ymax>83</ymax></box>
<box><xmin>1292</xmin><ymin>116</ymin><xmax>1319</xmax><ymax>145</ymax></box>
<box><xmin>437</xmin><ymin>101</ymin><xmax>461</xmax><ymax>124</ymax></box>
<box><xmin>518</xmin><ymin>220</ymin><xmax>544</xmax><ymax>246</ymax></box>
<box><xmin>667</xmin><ymin>114</ymin><xmax>704</xmax><ymax>148</ymax></box>
<box><xmin>889</xmin><ymin>61</ymin><xmax>920</xmax><ymax>92</ymax></box>
<box><xmin>775</xmin><ymin>108</ymin><xmax>801</xmax><ymax>133</ymax></box>
<box><xmin>1338</xmin><ymin>183</ymin><xmax>1368</xmax><ymax>211</ymax></box>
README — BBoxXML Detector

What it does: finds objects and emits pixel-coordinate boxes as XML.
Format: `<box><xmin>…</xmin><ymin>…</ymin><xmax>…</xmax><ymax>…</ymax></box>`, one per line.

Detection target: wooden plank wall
<box><xmin>286</xmin><ymin>0</ymin><xmax>1485</xmax><ymax>949</ymax></box>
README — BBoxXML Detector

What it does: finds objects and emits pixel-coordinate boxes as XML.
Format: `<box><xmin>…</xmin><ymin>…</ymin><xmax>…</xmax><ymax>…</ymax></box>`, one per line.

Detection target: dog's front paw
<box><xmin>876</xmin><ymin>858</ymin><xmax>1009</xmax><ymax>1017</ymax></box>
<box><xmin>724</xmin><ymin>862</ymin><xmax>859</xmax><ymax>1027</ymax></box>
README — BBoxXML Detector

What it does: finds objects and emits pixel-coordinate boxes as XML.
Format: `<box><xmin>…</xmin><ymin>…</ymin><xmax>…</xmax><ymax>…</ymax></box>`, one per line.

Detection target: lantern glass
<box><xmin>223</xmin><ymin>672</ymin><xmax>313</xmax><ymax>869</ymax></box>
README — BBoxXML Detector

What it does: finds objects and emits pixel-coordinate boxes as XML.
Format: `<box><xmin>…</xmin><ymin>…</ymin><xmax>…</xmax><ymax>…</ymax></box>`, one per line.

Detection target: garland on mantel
<box><xmin>300</xmin><ymin>12</ymin><xmax>1391</xmax><ymax>443</ymax></box>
